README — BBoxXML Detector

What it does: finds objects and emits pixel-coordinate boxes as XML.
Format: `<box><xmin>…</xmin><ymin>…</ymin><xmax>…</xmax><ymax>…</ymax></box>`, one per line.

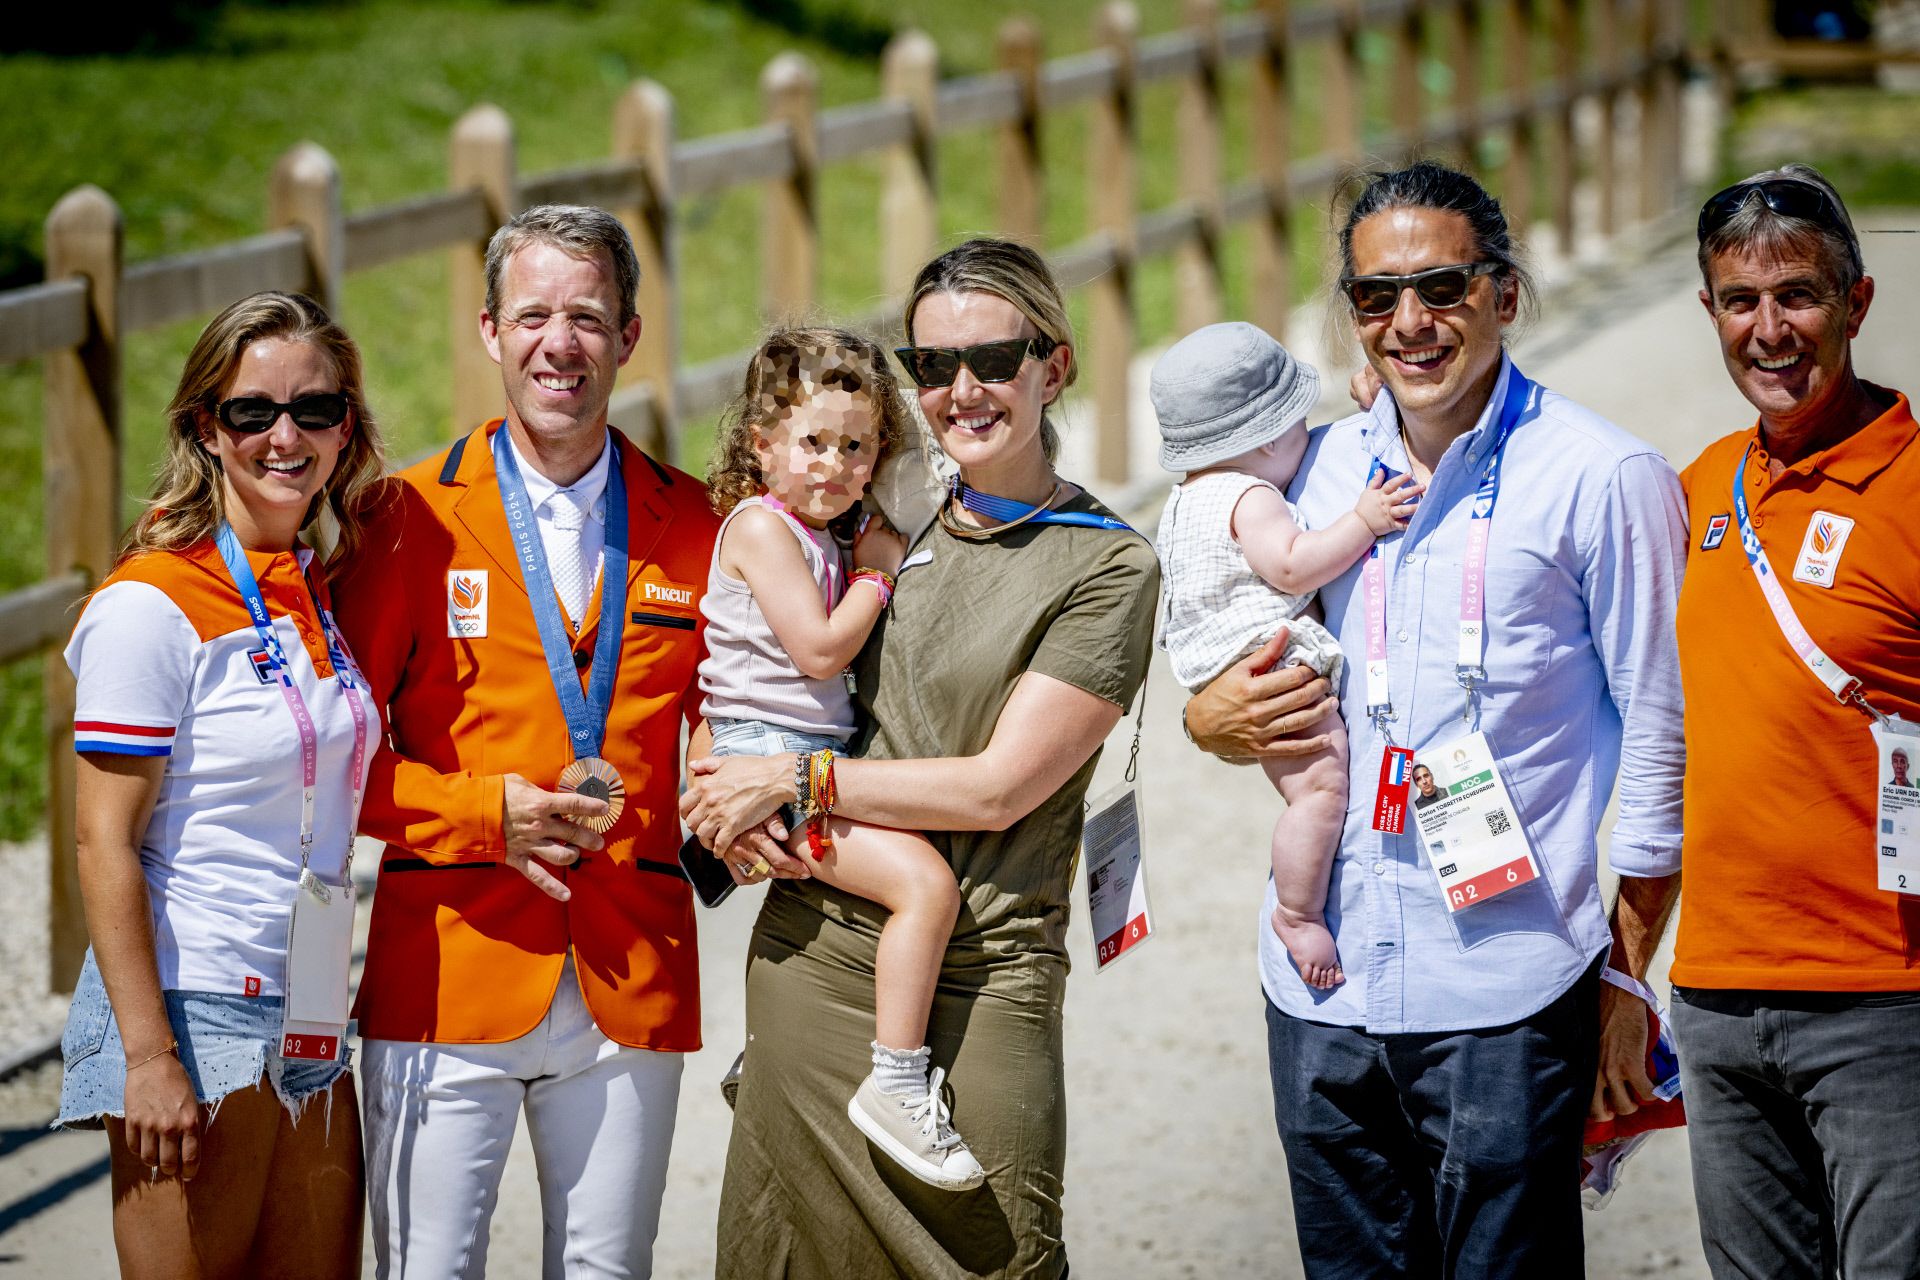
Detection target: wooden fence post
<box><xmin>1249</xmin><ymin>0</ymin><xmax>1292</xmax><ymax>341</ymax></box>
<box><xmin>614</xmin><ymin>80</ymin><xmax>678</xmax><ymax>461</ymax></box>
<box><xmin>761</xmin><ymin>53</ymin><xmax>819</xmax><ymax>323</ymax></box>
<box><xmin>1635</xmin><ymin>0</ymin><xmax>1662</xmax><ymax>221</ymax></box>
<box><xmin>1390</xmin><ymin>0</ymin><xmax>1428</xmax><ymax>158</ymax></box>
<box><xmin>449</xmin><ymin>105</ymin><xmax>518</xmax><ymax>436</ymax></box>
<box><xmin>1089</xmin><ymin>1</ymin><xmax>1137</xmax><ymax>486</ymax></box>
<box><xmin>1450</xmin><ymin>0</ymin><xmax>1485</xmax><ymax>171</ymax></box>
<box><xmin>882</xmin><ymin>31</ymin><xmax>940</xmax><ymax>301</ymax></box>
<box><xmin>1502</xmin><ymin>0</ymin><xmax>1536</xmax><ymax>241</ymax></box>
<box><xmin>269</xmin><ymin>142</ymin><xmax>345</xmax><ymax>318</ymax></box>
<box><xmin>1596</xmin><ymin>0</ymin><xmax>1620</xmax><ymax>237</ymax></box>
<box><xmin>1654</xmin><ymin>0</ymin><xmax>1685</xmax><ymax>215</ymax></box>
<box><xmin>1326</xmin><ymin>0</ymin><xmax>1362</xmax><ymax>167</ymax></box>
<box><xmin>997</xmin><ymin>19</ymin><xmax>1045</xmax><ymax>244</ymax></box>
<box><xmin>1547</xmin><ymin>0</ymin><xmax>1579</xmax><ymax>257</ymax></box>
<box><xmin>44</xmin><ymin>185</ymin><xmax>123</xmax><ymax>992</ymax></box>
<box><xmin>1175</xmin><ymin>0</ymin><xmax>1225</xmax><ymax>336</ymax></box>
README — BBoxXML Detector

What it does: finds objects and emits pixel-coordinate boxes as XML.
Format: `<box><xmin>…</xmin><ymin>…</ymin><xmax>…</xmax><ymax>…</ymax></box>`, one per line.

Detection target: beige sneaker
<box><xmin>847</xmin><ymin>1067</ymin><xmax>985</xmax><ymax>1190</ymax></box>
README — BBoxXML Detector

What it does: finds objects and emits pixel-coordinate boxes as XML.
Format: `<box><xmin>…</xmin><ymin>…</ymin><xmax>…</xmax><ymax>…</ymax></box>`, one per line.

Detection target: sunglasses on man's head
<box><xmin>1697</xmin><ymin>178</ymin><xmax>1848</xmax><ymax>243</ymax></box>
<box><xmin>893</xmin><ymin>336</ymin><xmax>1057</xmax><ymax>389</ymax></box>
<box><xmin>214</xmin><ymin>394</ymin><xmax>351</xmax><ymax>434</ymax></box>
<box><xmin>1339</xmin><ymin>261</ymin><xmax>1502</xmax><ymax>317</ymax></box>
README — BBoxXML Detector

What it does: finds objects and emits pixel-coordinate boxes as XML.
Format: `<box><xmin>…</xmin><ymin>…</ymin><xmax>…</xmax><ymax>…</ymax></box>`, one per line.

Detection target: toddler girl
<box><xmin>1152</xmin><ymin>323</ymin><xmax>1421</xmax><ymax>989</ymax></box>
<box><xmin>698</xmin><ymin>327</ymin><xmax>983</xmax><ymax>1190</ymax></box>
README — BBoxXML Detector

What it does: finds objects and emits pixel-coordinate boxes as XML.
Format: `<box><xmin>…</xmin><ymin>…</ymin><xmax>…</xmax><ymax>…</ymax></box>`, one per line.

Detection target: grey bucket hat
<box><xmin>1151</xmin><ymin>321</ymin><xmax>1320</xmax><ymax>473</ymax></box>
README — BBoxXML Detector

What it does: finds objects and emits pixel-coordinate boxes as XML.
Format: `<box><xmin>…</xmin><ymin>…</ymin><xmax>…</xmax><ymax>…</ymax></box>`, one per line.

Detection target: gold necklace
<box><xmin>937</xmin><ymin>480</ymin><xmax>1065</xmax><ymax>540</ymax></box>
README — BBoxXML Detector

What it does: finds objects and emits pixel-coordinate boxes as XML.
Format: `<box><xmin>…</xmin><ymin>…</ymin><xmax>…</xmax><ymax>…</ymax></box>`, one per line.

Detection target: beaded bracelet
<box><xmin>805</xmin><ymin>748</ymin><xmax>837</xmax><ymax>860</ymax></box>
<box><xmin>850</xmin><ymin>567</ymin><xmax>896</xmax><ymax>608</ymax></box>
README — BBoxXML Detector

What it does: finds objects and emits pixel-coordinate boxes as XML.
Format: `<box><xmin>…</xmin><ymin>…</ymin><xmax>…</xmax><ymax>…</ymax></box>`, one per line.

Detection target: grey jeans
<box><xmin>1672</xmin><ymin>986</ymin><xmax>1920</xmax><ymax>1280</ymax></box>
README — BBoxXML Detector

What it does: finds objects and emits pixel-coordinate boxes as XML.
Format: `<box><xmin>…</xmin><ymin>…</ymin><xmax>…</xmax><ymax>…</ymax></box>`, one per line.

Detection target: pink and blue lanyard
<box><xmin>214</xmin><ymin>523</ymin><xmax>370</xmax><ymax>881</ymax></box>
<box><xmin>1731</xmin><ymin>440</ymin><xmax>1885</xmax><ymax>722</ymax></box>
<box><xmin>1361</xmin><ymin>367</ymin><xmax>1531</xmax><ymax>734</ymax></box>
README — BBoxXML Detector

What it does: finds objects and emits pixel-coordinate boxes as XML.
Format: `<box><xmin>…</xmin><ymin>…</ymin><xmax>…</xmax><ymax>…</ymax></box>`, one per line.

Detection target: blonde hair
<box><xmin>902</xmin><ymin>237</ymin><xmax>1077</xmax><ymax>462</ymax></box>
<box><xmin>706</xmin><ymin>326</ymin><xmax>909</xmax><ymax>522</ymax></box>
<box><xmin>124</xmin><ymin>291</ymin><xmax>387</xmax><ymax>565</ymax></box>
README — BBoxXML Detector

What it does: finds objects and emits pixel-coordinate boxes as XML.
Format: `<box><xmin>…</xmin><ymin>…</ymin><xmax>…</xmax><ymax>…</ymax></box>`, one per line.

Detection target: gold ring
<box><xmin>749</xmin><ymin>858</ymin><xmax>772</xmax><ymax>877</ymax></box>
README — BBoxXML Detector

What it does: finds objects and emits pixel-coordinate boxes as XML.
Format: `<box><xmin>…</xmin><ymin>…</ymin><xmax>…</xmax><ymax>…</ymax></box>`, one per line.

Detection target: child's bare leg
<box><xmin>1258</xmin><ymin>710</ymin><xmax>1350</xmax><ymax>989</ymax></box>
<box><xmin>803</xmin><ymin>818</ymin><xmax>959</xmax><ymax>1063</ymax></box>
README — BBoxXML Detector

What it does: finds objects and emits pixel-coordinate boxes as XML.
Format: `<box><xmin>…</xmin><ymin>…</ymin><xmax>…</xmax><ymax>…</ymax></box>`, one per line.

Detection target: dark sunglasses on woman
<box><xmin>893</xmin><ymin>336</ymin><xmax>1057</xmax><ymax>389</ymax></box>
<box><xmin>1697</xmin><ymin>178</ymin><xmax>1849</xmax><ymax>242</ymax></box>
<box><xmin>214</xmin><ymin>393</ymin><xmax>351</xmax><ymax>433</ymax></box>
<box><xmin>1339</xmin><ymin>261</ymin><xmax>1502</xmax><ymax>317</ymax></box>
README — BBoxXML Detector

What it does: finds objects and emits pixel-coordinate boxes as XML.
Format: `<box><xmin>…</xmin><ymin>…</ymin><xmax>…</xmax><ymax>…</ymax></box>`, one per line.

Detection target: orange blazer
<box><xmin>333</xmin><ymin>421</ymin><xmax>719</xmax><ymax>1048</ymax></box>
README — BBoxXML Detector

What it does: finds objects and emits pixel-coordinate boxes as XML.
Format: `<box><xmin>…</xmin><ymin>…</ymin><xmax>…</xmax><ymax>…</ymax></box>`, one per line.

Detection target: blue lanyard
<box><xmin>491</xmin><ymin>427</ymin><xmax>629</xmax><ymax>761</ymax></box>
<box><xmin>953</xmin><ymin>480</ymin><xmax>1133</xmax><ymax>531</ymax></box>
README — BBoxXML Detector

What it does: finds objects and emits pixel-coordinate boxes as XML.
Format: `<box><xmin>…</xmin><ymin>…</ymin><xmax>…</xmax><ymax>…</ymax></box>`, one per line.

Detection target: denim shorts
<box><xmin>57</xmin><ymin>948</ymin><xmax>350</xmax><ymax>1129</ymax></box>
<box><xmin>708</xmin><ymin>717</ymin><xmax>848</xmax><ymax>831</ymax></box>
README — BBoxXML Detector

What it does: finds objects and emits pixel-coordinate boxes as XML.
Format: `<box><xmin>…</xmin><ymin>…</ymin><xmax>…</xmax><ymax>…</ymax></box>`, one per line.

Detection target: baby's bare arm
<box><xmin>1234</xmin><ymin>485</ymin><xmax>1376</xmax><ymax>596</ymax></box>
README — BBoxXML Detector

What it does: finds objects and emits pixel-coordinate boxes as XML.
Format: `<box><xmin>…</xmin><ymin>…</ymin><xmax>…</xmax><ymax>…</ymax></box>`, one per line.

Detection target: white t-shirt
<box><xmin>66</xmin><ymin>541</ymin><xmax>371</xmax><ymax>997</ymax></box>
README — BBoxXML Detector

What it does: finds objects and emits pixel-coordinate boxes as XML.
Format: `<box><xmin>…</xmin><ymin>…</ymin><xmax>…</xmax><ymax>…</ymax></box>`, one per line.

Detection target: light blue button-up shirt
<box><xmin>1259</xmin><ymin>356</ymin><xmax>1687</xmax><ymax>1033</ymax></box>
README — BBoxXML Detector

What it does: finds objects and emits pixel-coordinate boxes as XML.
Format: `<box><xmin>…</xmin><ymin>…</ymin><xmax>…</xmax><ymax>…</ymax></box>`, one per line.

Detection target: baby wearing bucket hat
<box><xmin>1151</xmin><ymin>323</ymin><xmax>1422</xmax><ymax>989</ymax></box>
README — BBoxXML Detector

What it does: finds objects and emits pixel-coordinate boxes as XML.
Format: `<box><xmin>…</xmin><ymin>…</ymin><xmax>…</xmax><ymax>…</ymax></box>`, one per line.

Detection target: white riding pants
<box><xmin>360</xmin><ymin>957</ymin><xmax>683</xmax><ymax>1279</ymax></box>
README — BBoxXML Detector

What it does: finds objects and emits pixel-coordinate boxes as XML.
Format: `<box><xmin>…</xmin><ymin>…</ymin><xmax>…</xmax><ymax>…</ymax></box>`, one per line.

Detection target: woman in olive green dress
<box><xmin>682</xmin><ymin>238</ymin><xmax>1159</xmax><ymax>1279</ymax></box>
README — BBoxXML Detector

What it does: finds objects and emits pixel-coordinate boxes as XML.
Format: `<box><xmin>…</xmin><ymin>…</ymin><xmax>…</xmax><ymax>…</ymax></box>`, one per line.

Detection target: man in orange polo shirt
<box><xmin>334</xmin><ymin>205</ymin><xmax>721</xmax><ymax>1278</ymax></box>
<box><xmin>1660</xmin><ymin>166</ymin><xmax>1920</xmax><ymax>1279</ymax></box>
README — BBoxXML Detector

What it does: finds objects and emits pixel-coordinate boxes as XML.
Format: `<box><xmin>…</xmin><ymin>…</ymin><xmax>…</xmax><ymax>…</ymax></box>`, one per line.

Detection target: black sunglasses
<box><xmin>1339</xmin><ymin>261</ymin><xmax>1502</xmax><ymax>317</ymax></box>
<box><xmin>214</xmin><ymin>394</ymin><xmax>351</xmax><ymax>434</ymax></box>
<box><xmin>1697</xmin><ymin>178</ymin><xmax>1848</xmax><ymax>242</ymax></box>
<box><xmin>893</xmin><ymin>336</ymin><xmax>1057</xmax><ymax>389</ymax></box>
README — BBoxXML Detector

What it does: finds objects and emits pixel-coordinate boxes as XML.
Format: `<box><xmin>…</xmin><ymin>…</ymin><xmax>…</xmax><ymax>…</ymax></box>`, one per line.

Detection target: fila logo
<box><xmin>247</xmin><ymin>648</ymin><xmax>275</xmax><ymax>684</ymax></box>
<box><xmin>448</xmin><ymin>570</ymin><xmax>489</xmax><ymax>638</ymax></box>
<box><xmin>1700</xmin><ymin>514</ymin><xmax>1730</xmax><ymax>551</ymax></box>
<box><xmin>1792</xmin><ymin>511</ymin><xmax>1854</xmax><ymax>589</ymax></box>
<box><xmin>642</xmin><ymin>580</ymin><xmax>694</xmax><ymax>607</ymax></box>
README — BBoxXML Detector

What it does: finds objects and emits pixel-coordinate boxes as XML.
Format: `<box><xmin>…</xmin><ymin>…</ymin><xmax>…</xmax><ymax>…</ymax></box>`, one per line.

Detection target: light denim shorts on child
<box><xmin>708</xmin><ymin>716</ymin><xmax>848</xmax><ymax>830</ymax></box>
<box><xmin>57</xmin><ymin>948</ymin><xmax>350</xmax><ymax>1128</ymax></box>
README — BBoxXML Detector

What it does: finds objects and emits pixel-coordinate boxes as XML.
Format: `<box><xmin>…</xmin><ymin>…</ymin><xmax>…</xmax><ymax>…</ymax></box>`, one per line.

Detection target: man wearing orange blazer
<box><xmin>333</xmin><ymin>205</ymin><xmax>721</xmax><ymax>1279</ymax></box>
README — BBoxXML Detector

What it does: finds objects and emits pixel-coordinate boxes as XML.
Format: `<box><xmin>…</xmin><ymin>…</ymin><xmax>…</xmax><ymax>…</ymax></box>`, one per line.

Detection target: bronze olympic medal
<box><xmin>557</xmin><ymin>756</ymin><xmax>625</xmax><ymax>834</ymax></box>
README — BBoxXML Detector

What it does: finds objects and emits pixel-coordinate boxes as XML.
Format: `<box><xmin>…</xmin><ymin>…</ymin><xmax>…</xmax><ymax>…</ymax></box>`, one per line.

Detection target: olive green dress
<box><xmin>716</xmin><ymin>489</ymin><xmax>1159</xmax><ymax>1279</ymax></box>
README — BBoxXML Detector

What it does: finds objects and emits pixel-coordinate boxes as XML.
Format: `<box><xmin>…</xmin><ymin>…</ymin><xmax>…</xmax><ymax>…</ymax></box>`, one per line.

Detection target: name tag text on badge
<box><xmin>1083</xmin><ymin>783</ymin><xmax>1152</xmax><ymax>970</ymax></box>
<box><xmin>1792</xmin><ymin>511</ymin><xmax>1853</xmax><ymax>589</ymax></box>
<box><xmin>1409</xmin><ymin>731</ymin><xmax>1540</xmax><ymax>912</ymax></box>
<box><xmin>448</xmin><ymin>570</ymin><xmax>488</xmax><ymax>638</ymax></box>
<box><xmin>1372</xmin><ymin>745</ymin><xmax>1416</xmax><ymax>834</ymax></box>
<box><xmin>1872</xmin><ymin>718</ymin><xmax>1920</xmax><ymax>896</ymax></box>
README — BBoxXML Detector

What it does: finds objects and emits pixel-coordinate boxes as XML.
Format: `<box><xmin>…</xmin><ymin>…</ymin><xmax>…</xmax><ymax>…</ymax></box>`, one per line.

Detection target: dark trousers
<box><xmin>1264</xmin><ymin>962</ymin><xmax>1600</xmax><ymax>1280</ymax></box>
<box><xmin>1671</xmin><ymin>986</ymin><xmax>1920</xmax><ymax>1280</ymax></box>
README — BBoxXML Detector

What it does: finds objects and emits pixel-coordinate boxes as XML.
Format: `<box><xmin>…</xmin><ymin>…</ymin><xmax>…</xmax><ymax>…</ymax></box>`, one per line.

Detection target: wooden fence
<box><xmin>4</xmin><ymin>0</ymin><xmax>1750</xmax><ymax>988</ymax></box>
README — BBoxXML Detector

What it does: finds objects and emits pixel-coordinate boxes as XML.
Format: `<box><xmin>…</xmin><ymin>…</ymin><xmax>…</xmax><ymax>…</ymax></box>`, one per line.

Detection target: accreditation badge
<box><xmin>1407</xmin><ymin>731</ymin><xmax>1541</xmax><ymax>912</ymax></box>
<box><xmin>280</xmin><ymin>870</ymin><xmax>356</xmax><ymax>1061</ymax></box>
<box><xmin>1871</xmin><ymin>717</ymin><xmax>1920</xmax><ymax>896</ymax></box>
<box><xmin>1082</xmin><ymin>781</ymin><xmax>1153</xmax><ymax>970</ymax></box>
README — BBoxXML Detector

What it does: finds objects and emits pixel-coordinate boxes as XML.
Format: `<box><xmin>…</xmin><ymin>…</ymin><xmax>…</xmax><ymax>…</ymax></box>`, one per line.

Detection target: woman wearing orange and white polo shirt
<box><xmin>56</xmin><ymin>292</ymin><xmax>384</xmax><ymax>1278</ymax></box>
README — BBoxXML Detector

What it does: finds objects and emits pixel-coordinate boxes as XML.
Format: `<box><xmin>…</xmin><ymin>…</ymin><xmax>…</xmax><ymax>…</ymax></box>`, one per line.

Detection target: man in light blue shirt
<box><xmin>1186</xmin><ymin>162</ymin><xmax>1686</xmax><ymax>1276</ymax></box>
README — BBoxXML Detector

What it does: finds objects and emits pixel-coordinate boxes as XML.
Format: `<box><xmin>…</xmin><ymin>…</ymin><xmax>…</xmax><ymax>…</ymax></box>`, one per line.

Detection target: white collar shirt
<box><xmin>506</xmin><ymin>427</ymin><xmax>612</xmax><ymax>627</ymax></box>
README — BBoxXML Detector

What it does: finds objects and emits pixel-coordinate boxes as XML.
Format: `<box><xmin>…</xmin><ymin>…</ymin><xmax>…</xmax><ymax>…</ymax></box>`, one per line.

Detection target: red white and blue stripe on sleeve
<box><xmin>74</xmin><ymin>721</ymin><xmax>175</xmax><ymax>756</ymax></box>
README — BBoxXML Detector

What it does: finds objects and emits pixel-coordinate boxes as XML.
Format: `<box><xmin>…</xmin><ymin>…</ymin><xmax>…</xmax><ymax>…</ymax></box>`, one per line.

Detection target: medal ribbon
<box><xmin>1730</xmin><ymin>439</ymin><xmax>1884</xmax><ymax>720</ymax></box>
<box><xmin>492</xmin><ymin>426</ymin><xmax>630</xmax><ymax>761</ymax></box>
<box><xmin>214</xmin><ymin>523</ymin><xmax>370</xmax><ymax>878</ymax></box>
<box><xmin>1362</xmin><ymin>362</ymin><xmax>1532</xmax><ymax>728</ymax></box>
